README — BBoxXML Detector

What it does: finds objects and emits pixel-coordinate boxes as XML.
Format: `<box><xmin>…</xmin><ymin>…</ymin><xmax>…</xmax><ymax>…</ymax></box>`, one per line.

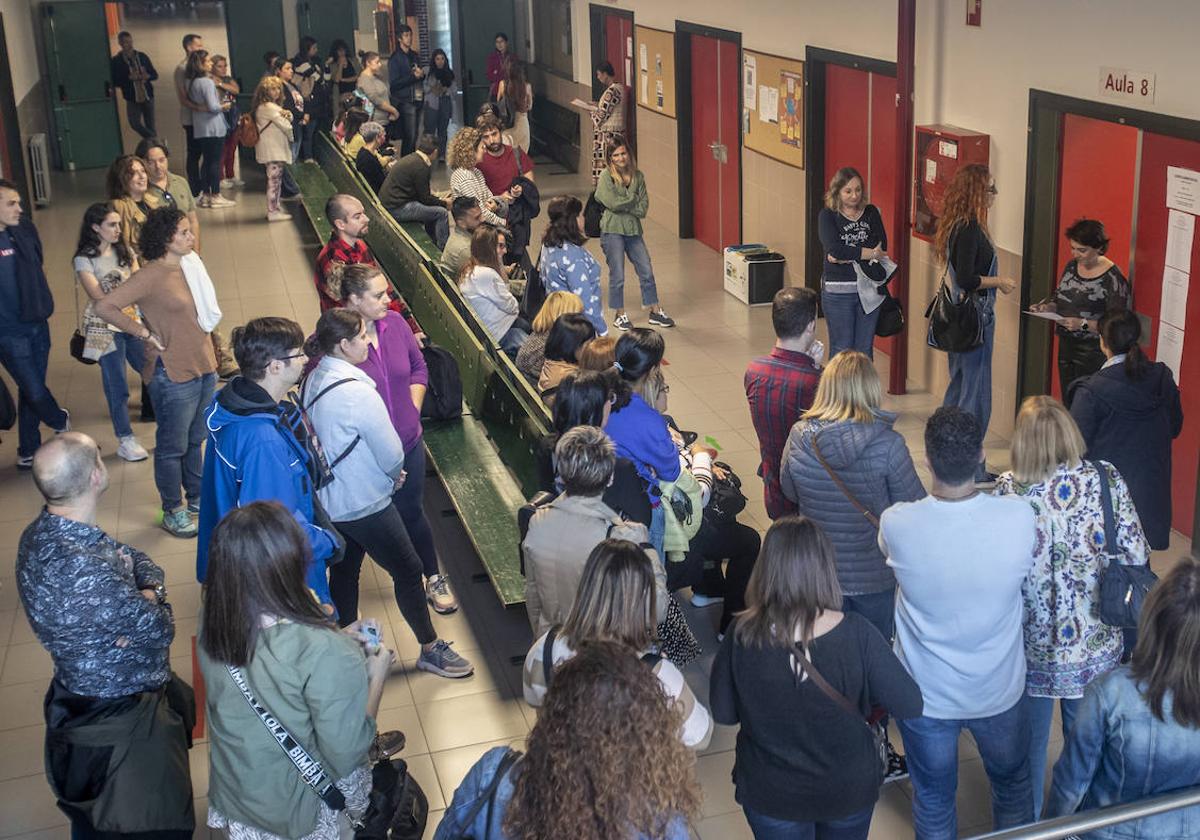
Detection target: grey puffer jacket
<box><xmin>781</xmin><ymin>411</ymin><xmax>926</xmax><ymax>595</ymax></box>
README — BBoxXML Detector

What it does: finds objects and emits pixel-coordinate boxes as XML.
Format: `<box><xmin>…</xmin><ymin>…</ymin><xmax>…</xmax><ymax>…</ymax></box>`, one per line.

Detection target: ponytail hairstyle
<box><xmin>612</xmin><ymin>328</ymin><xmax>665</xmax><ymax>410</ymax></box>
<box><xmin>326</xmin><ymin>261</ymin><xmax>384</xmax><ymax>303</ymax></box>
<box><xmin>1097</xmin><ymin>308</ymin><xmax>1148</xmax><ymax>380</ymax></box>
<box><xmin>304</xmin><ymin>308</ymin><xmax>364</xmax><ymax>358</ymax></box>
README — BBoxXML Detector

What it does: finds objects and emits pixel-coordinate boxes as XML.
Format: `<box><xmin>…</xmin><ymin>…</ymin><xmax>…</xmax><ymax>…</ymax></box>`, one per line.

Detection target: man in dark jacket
<box><xmin>197</xmin><ymin>318</ymin><xmax>338</xmax><ymax>604</ymax></box>
<box><xmin>110</xmin><ymin>31</ymin><xmax>159</xmax><ymax>139</ymax></box>
<box><xmin>387</xmin><ymin>24</ymin><xmax>423</xmax><ymax>154</ymax></box>
<box><xmin>0</xmin><ymin>180</ymin><xmax>69</xmax><ymax>469</ymax></box>
<box><xmin>379</xmin><ymin>134</ymin><xmax>452</xmax><ymax>247</ymax></box>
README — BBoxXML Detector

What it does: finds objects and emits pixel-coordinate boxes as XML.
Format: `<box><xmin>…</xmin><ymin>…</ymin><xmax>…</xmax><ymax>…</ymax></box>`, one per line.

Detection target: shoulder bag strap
<box><xmin>541</xmin><ymin>626</ymin><xmax>558</xmax><ymax>690</ymax></box>
<box><xmin>1090</xmin><ymin>459</ymin><xmax>1119</xmax><ymax>560</ymax></box>
<box><xmin>452</xmin><ymin>749</ymin><xmax>522</xmax><ymax>840</ymax></box>
<box><xmin>791</xmin><ymin>642</ymin><xmax>868</xmax><ymax>724</ymax></box>
<box><xmin>812</xmin><ymin>437</ymin><xmax>880</xmax><ymax>528</ymax></box>
<box><xmin>226</xmin><ymin>665</ymin><xmax>346</xmax><ymax>812</ymax></box>
<box><xmin>302</xmin><ymin>377</ymin><xmax>363</xmax><ymax>470</ymax></box>
<box><xmin>302</xmin><ymin>377</ymin><xmax>358</xmax><ymax>412</ymax></box>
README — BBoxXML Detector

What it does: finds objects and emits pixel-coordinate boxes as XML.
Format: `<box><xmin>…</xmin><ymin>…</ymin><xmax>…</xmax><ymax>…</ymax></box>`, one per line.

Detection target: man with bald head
<box><xmin>314</xmin><ymin>193</ymin><xmax>423</xmax><ymax>337</ymax></box>
<box><xmin>18</xmin><ymin>433</ymin><xmax>193</xmax><ymax>836</ymax></box>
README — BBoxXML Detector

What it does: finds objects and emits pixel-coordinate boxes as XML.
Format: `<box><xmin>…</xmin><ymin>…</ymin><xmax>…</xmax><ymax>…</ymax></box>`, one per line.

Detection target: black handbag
<box><xmin>875</xmin><ymin>290</ymin><xmax>905</xmax><ymax>337</ymax></box>
<box><xmin>1093</xmin><ymin>460</ymin><xmax>1159</xmax><ymax>628</ymax></box>
<box><xmin>355</xmin><ymin>757</ymin><xmax>429</xmax><ymax>840</ymax></box>
<box><xmin>706</xmin><ymin>461</ymin><xmax>747</xmax><ymax>523</ymax></box>
<box><xmin>583</xmin><ymin>191</ymin><xmax>604</xmax><ymax>238</ymax></box>
<box><xmin>420</xmin><ymin>344</ymin><xmax>464</xmax><ymax>422</ymax></box>
<box><xmin>924</xmin><ymin>271</ymin><xmax>984</xmax><ymax>353</ymax></box>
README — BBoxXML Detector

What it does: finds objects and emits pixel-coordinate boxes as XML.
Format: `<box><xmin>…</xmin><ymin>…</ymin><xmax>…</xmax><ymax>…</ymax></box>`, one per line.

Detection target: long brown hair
<box><xmin>605</xmin><ymin>139</ymin><xmax>636</xmax><ymax>184</ymax></box>
<box><xmin>503</xmin><ymin>641</ymin><xmax>701</xmax><ymax>840</ymax></box>
<box><xmin>933</xmin><ymin>163</ymin><xmax>992</xmax><ymax>264</ymax></box>
<box><xmin>502</xmin><ymin>56</ymin><xmax>530</xmax><ymax>112</ymax></box>
<box><xmin>735</xmin><ymin>516</ymin><xmax>843</xmax><ymax>649</ymax></box>
<box><xmin>561</xmin><ymin>539</ymin><xmax>656</xmax><ymax>651</ymax></box>
<box><xmin>106</xmin><ymin>155</ymin><xmax>148</xmax><ymax>201</ymax></box>
<box><xmin>824</xmin><ymin>166</ymin><xmax>864</xmax><ymax>212</ymax></box>
<box><xmin>1131</xmin><ymin>559</ymin><xmax>1200</xmax><ymax>728</ymax></box>
<box><xmin>459</xmin><ymin>225</ymin><xmax>504</xmax><ymax>285</ymax></box>
<box><xmin>199</xmin><ymin>502</ymin><xmax>333</xmax><ymax>667</ymax></box>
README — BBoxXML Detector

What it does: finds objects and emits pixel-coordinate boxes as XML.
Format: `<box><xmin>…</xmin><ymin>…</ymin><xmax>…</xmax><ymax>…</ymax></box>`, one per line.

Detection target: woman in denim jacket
<box><xmin>1045</xmin><ymin>559</ymin><xmax>1200</xmax><ymax>837</ymax></box>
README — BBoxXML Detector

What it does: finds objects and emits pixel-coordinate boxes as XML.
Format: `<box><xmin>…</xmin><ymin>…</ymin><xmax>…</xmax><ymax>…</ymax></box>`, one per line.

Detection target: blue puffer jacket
<box><xmin>781</xmin><ymin>411</ymin><xmax>925</xmax><ymax>595</ymax></box>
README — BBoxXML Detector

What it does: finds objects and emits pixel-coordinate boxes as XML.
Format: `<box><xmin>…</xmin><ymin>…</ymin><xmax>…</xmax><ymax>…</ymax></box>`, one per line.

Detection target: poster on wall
<box><xmin>1166</xmin><ymin>165</ymin><xmax>1200</xmax><ymax>214</ymax></box>
<box><xmin>779</xmin><ymin>69</ymin><xmax>802</xmax><ymax>148</ymax></box>
<box><xmin>743</xmin><ymin>55</ymin><xmax>757</xmax><ymax>110</ymax></box>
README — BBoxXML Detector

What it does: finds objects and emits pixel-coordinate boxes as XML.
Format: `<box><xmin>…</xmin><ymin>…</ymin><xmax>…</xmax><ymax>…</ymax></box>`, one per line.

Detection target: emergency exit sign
<box><xmin>1099</xmin><ymin>67</ymin><xmax>1156</xmax><ymax>104</ymax></box>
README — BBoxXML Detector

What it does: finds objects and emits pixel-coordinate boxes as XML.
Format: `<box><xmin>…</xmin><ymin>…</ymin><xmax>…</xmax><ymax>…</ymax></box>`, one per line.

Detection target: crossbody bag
<box><xmin>812</xmin><ymin>436</ymin><xmax>880</xmax><ymax>528</ymax></box>
<box><xmin>1092</xmin><ymin>459</ymin><xmax>1159</xmax><ymax>628</ymax></box>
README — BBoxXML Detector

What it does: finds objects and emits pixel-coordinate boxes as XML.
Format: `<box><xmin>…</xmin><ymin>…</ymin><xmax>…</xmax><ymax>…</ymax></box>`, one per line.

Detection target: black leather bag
<box><xmin>583</xmin><ymin>191</ymin><xmax>604</xmax><ymax>238</ymax></box>
<box><xmin>706</xmin><ymin>461</ymin><xmax>747</xmax><ymax>523</ymax></box>
<box><xmin>875</xmin><ymin>290</ymin><xmax>905</xmax><ymax>337</ymax></box>
<box><xmin>925</xmin><ymin>274</ymin><xmax>984</xmax><ymax>353</ymax></box>
<box><xmin>355</xmin><ymin>758</ymin><xmax>429</xmax><ymax>840</ymax></box>
<box><xmin>1093</xmin><ymin>460</ymin><xmax>1159</xmax><ymax>629</ymax></box>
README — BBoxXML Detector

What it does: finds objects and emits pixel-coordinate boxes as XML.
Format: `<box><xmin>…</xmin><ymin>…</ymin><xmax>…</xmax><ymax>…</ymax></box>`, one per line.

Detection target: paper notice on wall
<box><xmin>639</xmin><ymin>43</ymin><xmax>648</xmax><ymax>72</ymax></box>
<box><xmin>1160</xmin><ymin>265</ymin><xmax>1190</xmax><ymax>329</ymax></box>
<box><xmin>1165</xmin><ymin>208</ymin><xmax>1195</xmax><ymax>271</ymax></box>
<box><xmin>758</xmin><ymin>86</ymin><xmax>778</xmax><ymax>123</ymax></box>
<box><xmin>925</xmin><ymin>158</ymin><xmax>937</xmax><ymax>183</ymax></box>
<box><xmin>1156</xmin><ymin>321</ymin><xmax>1186</xmax><ymax>382</ymax></box>
<box><xmin>655</xmin><ymin>79</ymin><xmax>664</xmax><ymax>109</ymax></box>
<box><xmin>626</xmin><ymin>36</ymin><xmax>633</xmax><ymax>59</ymax></box>
<box><xmin>640</xmin><ymin>74</ymin><xmax>648</xmax><ymax>104</ymax></box>
<box><xmin>1167</xmin><ymin>166</ymin><xmax>1200</xmax><ymax>214</ymax></box>
<box><xmin>743</xmin><ymin>55</ymin><xmax>757</xmax><ymax>110</ymax></box>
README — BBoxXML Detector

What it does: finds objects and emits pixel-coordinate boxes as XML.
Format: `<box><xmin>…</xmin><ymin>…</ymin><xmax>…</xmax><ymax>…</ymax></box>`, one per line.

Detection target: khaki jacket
<box><xmin>521</xmin><ymin>494</ymin><xmax>666</xmax><ymax>635</ymax></box>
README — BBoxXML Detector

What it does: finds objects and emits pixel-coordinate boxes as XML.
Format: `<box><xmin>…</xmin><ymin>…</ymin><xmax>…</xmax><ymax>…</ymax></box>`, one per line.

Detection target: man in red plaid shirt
<box><xmin>315</xmin><ymin>194</ymin><xmax>423</xmax><ymax>337</ymax></box>
<box><xmin>744</xmin><ymin>287</ymin><xmax>823</xmax><ymax>520</ymax></box>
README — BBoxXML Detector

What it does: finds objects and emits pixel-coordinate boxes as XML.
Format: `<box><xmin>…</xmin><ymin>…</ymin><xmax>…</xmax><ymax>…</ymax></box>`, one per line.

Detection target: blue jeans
<box><xmin>743</xmin><ymin>803</ymin><xmax>874</xmax><ymax>840</ymax></box>
<box><xmin>943</xmin><ymin>299</ymin><xmax>995</xmax><ymax>468</ymax></box>
<box><xmin>1026</xmin><ymin>694</ymin><xmax>1081</xmax><ymax>819</ymax></box>
<box><xmin>396</xmin><ymin>100</ymin><xmax>420</xmax><ymax>156</ymax></box>
<box><xmin>842</xmin><ymin>588</ymin><xmax>895</xmax><ymax>642</ymax></box>
<box><xmin>391</xmin><ymin>201</ymin><xmax>450</xmax><ymax>249</ymax></box>
<box><xmin>601</xmin><ymin>233</ymin><xmax>660</xmax><ymax>311</ymax></box>
<box><xmin>126</xmin><ymin>99</ymin><xmax>156</xmax><ymax>139</ymax></box>
<box><xmin>649</xmin><ymin>502</ymin><xmax>666</xmax><ymax>562</ymax></box>
<box><xmin>147</xmin><ymin>361</ymin><xmax>215</xmax><ymax>512</ymax></box>
<box><xmin>821</xmin><ymin>288</ymin><xmax>881</xmax><ymax>359</ymax></box>
<box><xmin>897</xmin><ymin>698</ymin><xmax>1034</xmax><ymax>840</ymax></box>
<box><xmin>499</xmin><ymin>324</ymin><xmax>530</xmax><ymax>355</ymax></box>
<box><xmin>0</xmin><ymin>321</ymin><xmax>68</xmax><ymax>458</ymax></box>
<box><xmin>423</xmin><ymin>96</ymin><xmax>452</xmax><ymax>159</ymax></box>
<box><xmin>98</xmin><ymin>333</ymin><xmax>146</xmax><ymax>439</ymax></box>
<box><xmin>299</xmin><ymin>117</ymin><xmax>317</xmax><ymax>160</ymax></box>
<box><xmin>390</xmin><ymin>439</ymin><xmax>440</xmax><ymax>579</ymax></box>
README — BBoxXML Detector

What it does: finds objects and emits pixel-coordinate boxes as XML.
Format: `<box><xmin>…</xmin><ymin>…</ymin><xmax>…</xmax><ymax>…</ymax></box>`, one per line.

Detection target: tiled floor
<box><xmin>1</xmin><ymin>11</ymin><xmax>1195</xmax><ymax>840</ymax></box>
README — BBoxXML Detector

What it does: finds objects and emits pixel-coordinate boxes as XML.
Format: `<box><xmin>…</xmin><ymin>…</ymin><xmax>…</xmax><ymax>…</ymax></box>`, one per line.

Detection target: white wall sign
<box><xmin>1098</xmin><ymin>67</ymin><xmax>1156</xmax><ymax>104</ymax></box>
<box><xmin>1167</xmin><ymin>167</ymin><xmax>1200</xmax><ymax>215</ymax></box>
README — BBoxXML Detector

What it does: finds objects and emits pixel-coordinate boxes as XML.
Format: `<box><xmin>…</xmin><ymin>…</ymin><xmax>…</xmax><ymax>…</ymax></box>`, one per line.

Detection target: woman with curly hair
<box><xmin>932</xmin><ymin>163</ymin><xmax>1019</xmax><ymax>482</ymax></box>
<box><xmin>711</xmin><ymin>516</ymin><xmax>923</xmax><ymax>838</ymax></box>
<box><xmin>435</xmin><ymin>640</ymin><xmax>701</xmax><ymax>839</ymax></box>
<box><xmin>448</xmin><ymin>125</ymin><xmax>508</xmax><ymax>227</ymax></box>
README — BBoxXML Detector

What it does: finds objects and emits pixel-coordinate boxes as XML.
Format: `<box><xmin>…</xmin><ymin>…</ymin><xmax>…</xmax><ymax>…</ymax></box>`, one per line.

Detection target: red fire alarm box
<box><xmin>913</xmin><ymin>125</ymin><xmax>991</xmax><ymax>241</ymax></box>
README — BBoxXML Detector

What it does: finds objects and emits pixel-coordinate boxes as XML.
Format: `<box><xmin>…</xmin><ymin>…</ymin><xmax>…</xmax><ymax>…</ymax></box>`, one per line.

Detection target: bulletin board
<box><xmin>742</xmin><ymin>49</ymin><xmax>805</xmax><ymax>169</ymax></box>
<box><xmin>634</xmin><ymin>25</ymin><xmax>676</xmax><ymax>119</ymax></box>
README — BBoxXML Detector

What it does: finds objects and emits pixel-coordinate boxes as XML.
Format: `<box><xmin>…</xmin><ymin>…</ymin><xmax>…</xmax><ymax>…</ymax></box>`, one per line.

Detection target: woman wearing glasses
<box><xmin>932</xmin><ymin>164</ymin><xmax>1019</xmax><ymax>483</ymax></box>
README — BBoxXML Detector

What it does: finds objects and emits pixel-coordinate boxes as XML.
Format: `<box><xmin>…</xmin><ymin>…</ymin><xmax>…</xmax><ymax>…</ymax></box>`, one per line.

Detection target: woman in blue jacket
<box><xmin>538</xmin><ymin>195</ymin><xmax>607</xmax><ymax>336</ymax></box>
<box><xmin>1046</xmin><ymin>559</ymin><xmax>1200</xmax><ymax>837</ymax></box>
<box><xmin>435</xmin><ymin>641</ymin><xmax>700</xmax><ymax>840</ymax></box>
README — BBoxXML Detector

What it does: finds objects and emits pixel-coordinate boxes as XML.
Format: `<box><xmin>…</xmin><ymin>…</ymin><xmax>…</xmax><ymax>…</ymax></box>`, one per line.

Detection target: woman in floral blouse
<box><xmin>995</xmin><ymin>395</ymin><xmax>1150</xmax><ymax>818</ymax></box>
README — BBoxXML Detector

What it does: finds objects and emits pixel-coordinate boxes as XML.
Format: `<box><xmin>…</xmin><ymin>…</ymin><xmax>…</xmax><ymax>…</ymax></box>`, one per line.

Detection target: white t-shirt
<box><xmin>880</xmin><ymin>493</ymin><xmax>1036</xmax><ymax>719</ymax></box>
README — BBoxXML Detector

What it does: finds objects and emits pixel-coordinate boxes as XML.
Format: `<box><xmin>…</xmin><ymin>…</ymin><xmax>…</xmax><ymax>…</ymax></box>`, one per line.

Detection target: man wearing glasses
<box><xmin>197</xmin><ymin>317</ymin><xmax>340</xmax><ymax>608</ymax></box>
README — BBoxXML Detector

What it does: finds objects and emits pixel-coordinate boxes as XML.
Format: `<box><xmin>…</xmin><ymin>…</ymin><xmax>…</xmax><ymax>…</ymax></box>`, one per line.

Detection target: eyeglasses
<box><xmin>987</xmin><ymin>185</ymin><xmax>999</xmax><ymax>195</ymax></box>
<box><xmin>277</xmin><ymin>353</ymin><xmax>307</xmax><ymax>361</ymax></box>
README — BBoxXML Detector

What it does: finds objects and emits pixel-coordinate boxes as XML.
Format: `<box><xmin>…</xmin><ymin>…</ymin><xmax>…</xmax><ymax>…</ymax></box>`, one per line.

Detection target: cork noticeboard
<box><xmin>634</xmin><ymin>25</ymin><xmax>676</xmax><ymax>119</ymax></box>
<box><xmin>742</xmin><ymin>49</ymin><xmax>804</xmax><ymax>169</ymax></box>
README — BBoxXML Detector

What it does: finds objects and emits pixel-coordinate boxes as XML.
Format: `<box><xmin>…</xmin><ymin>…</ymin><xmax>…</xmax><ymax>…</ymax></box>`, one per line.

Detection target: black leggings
<box><xmin>330</xmin><ymin>502</ymin><xmax>437</xmax><ymax>645</ymax></box>
<box><xmin>196</xmin><ymin>135</ymin><xmax>224</xmax><ymax>195</ymax></box>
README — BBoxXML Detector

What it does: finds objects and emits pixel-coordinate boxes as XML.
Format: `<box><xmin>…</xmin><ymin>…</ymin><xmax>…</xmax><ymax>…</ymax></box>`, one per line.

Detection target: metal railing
<box><xmin>968</xmin><ymin>785</ymin><xmax>1200</xmax><ymax>839</ymax></box>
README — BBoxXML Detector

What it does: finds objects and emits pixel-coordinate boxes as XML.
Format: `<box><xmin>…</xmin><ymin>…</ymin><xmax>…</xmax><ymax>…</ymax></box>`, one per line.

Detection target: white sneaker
<box><xmin>219</xmin><ymin>179</ymin><xmax>237</xmax><ymax>190</ymax></box>
<box><xmin>116</xmin><ymin>435</ymin><xmax>149</xmax><ymax>462</ymax></box>
<box><xmin>207</xmin><ymin>195</ymin><xmax>237</xmax><ymax>208</ymax></box>
<box><xmin>231</xmin><ymin>177</ymin><xmax>246</xmax><ymax>187</ymax></box>
<box><xmin>267</xmin><ymin>210</ymin><xmax>293</xmax><ymax>222</ymax></box>
<box><xmin>196</xmin><ymin>194</ymin><xmax>211</xmax><ymax>208</ymax></box>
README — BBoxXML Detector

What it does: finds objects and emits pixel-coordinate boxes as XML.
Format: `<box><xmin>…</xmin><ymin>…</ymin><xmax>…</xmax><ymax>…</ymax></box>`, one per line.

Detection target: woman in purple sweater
<box><xmin>333</xmin><ymin>262</ymin><xmax>458</xmax><ymax>614</ymax></box>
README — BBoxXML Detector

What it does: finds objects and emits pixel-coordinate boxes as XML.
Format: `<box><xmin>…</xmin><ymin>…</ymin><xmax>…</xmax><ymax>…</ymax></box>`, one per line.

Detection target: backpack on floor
<box><xmin>235</xmin><ymin>113</ymin><xmax>260</xmax><ymax>147</ymax></box>
<box><xmin>420</xmin><ymin>344</ymin><xmax>464</xmax><ymax>422</ymax></box>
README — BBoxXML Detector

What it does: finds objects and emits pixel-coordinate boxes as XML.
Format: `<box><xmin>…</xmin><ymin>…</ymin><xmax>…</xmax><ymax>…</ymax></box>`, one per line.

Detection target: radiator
<box><xmin>28</xmin><ymin>133</ymin><xmax>51</xmax><ymax>206</ymax></box>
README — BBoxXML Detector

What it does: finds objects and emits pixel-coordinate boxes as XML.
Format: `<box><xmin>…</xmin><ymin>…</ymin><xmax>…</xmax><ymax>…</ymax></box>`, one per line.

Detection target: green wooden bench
<box><xmin>293</xmin><ymin>141</ymin><xmax>551</xmax><ymax>606</ymax></box>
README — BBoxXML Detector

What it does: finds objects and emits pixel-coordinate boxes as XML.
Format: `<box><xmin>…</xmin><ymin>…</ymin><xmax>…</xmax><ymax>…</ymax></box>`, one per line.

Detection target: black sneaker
<box><xmin>647</xmin><ymin>309</ymin><xmax>676</xmax><ymax>328</ymax></box>
<box><xmin>613</xmin><ymin>312</ymin><xmax>633</xmax><ymax>331</ymax></box>
<box><xmin>884</xmin><ymin>740</ymin><xmax>909</xmax><ymax>783</ymax></box>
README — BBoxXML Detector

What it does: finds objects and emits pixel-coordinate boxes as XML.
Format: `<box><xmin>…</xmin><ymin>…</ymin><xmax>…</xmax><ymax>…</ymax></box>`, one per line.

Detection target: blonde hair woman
<box><xmin>995</xmin><ymin>395</ymin><xmax>1150</xmax><ymax>817</ymax></box>
<box><xmin>522</xmin><ymin>538</ymin><xmax>712</xmax><ymax>749</ymax></box>
<box><xmin>711</xmin><ymin>516</ymin><xmax>922</xmax><ymax>837</ymax></box>
<box><xmin>251</xmin><ymin>76</ymin><xmax>294</xmax><ymax>221</ymax></box>
<box><xmin>933</xmin><ymin>163</ymin><xmax>1019</xmax><ymax>482</ymax></box>
<box><xmin>515</xmin><ymin>290</ymin><xmax>583</xmax><ymax>380</ymax></box>
<box><xmin>781</xmin><ymin>351</ymin><xmax>925</xmax><ymax>643</ymax></box>
<box><xmin>447</xmin><ymin>126</ymin><xmax>508</xmax><ymax>226</ymax></box>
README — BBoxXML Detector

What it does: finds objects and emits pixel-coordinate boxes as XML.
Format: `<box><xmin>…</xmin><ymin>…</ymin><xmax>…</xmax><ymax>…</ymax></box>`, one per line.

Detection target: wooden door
<box><xmin>40</xmin><ymin>2</ymin><xmax>121</xmax><ymax>170</ymax></box>
<box><xmin>690</xmin><ymin>34</ymin><xmax>740</xmax><ymax>252</ymax></box>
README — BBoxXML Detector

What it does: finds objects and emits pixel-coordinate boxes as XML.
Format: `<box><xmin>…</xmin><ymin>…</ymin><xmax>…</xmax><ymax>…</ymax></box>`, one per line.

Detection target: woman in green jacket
<box><xmin>596</xmin><ymin>140</ymin><xmax>674</xmax><ymax>331</ymax></box>
<box><xmin>198</xmin><ymin>502</ymin><xmax>399</xmax><ymax>839</ymax></box>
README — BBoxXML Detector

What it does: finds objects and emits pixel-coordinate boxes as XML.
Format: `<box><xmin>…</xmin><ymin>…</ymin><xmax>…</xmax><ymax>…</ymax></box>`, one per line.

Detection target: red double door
<box><xmin>690</xmin><ymin>34</ymin><xmax>740</xmax><ymax>252</ymax></box>
<box><xmin>822</xmin><ymin>64</ymin><xmax>898</xmax><ymax>357</ymax></box>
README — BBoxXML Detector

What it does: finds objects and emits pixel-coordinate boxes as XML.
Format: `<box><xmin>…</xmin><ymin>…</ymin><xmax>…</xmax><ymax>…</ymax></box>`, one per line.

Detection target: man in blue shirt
<box><xmin>0</xmin><ymin>179</ymin><xmax>69</xmax><ymax>469</ymax></box>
